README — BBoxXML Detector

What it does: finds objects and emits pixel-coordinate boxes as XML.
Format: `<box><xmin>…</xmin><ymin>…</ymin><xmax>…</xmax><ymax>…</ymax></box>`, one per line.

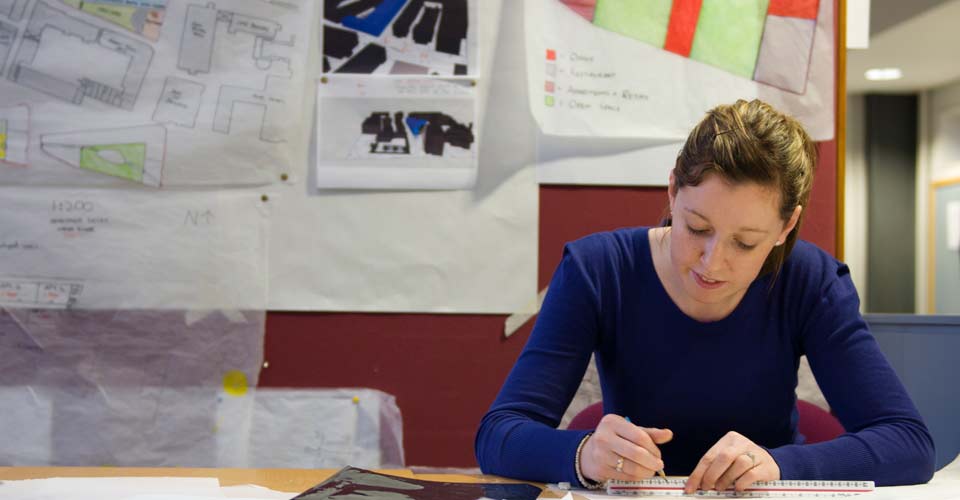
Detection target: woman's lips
<box><xmin>692</xmin><ymin>270</ymin><xmax>725</xmax><ymax>290</ymax></box>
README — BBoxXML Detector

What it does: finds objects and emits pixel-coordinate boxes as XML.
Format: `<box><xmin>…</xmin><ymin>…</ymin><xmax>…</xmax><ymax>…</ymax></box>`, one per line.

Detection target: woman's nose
<box><xmin>700</xmin><ymin>239</ymin><xmax>726</xmax><ymax>272</ymax></box>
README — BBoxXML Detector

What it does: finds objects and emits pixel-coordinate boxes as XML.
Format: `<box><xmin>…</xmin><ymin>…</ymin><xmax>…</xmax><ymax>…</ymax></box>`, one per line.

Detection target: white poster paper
<box><xmin>0</xmin><ymin>0</ymin><xmax>312</xmax><ymax>188</ymax></box>
<box><xmin>0</xmin><ymin>477</ymin><xmax>223</xmax><ymax>500</ymax></box>
<box><xmin>536</xmin><ymin>133</ymin><xmax>681</xmax><ymax>186</ymax></box>
<box><xmin>316</xmin><ymin>76</ymin><xmax>478</xmax><ymax>190</ymax></box>
<box><xmin>269</xmin><ymin>0</ymin><xmax>537</xmax><ymax>313</ymax></box>
<box><xmin>0</xmin><ymin>188</ymin><xmax>269</xmax><ymax>310</ymax></box>
<box><xmin>526</xmin><ymin>0</ymin><xmax>835</xmax><ymax>143</ymax></box>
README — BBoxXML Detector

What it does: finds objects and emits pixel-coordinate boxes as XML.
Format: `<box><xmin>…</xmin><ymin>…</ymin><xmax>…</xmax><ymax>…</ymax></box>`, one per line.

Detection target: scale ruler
<box><xmin>606</xmin><ymin>479</ymin><xmax>875</xmax><ymax>497</ymax></box>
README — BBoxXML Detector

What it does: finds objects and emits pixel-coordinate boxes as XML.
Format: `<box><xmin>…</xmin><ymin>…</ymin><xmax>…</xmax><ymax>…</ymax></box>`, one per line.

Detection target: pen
<box><xmin>625</xmin><ymin>416</ymin><xmax>668</xmax><ymax>480</ymax></box>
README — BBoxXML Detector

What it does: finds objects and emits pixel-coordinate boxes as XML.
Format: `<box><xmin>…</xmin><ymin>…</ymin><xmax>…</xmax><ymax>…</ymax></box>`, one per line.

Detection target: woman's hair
<box><xmin>665</xmin><ymin>99</ymin><xmax>817</xmax><ymax>279</ymax></box>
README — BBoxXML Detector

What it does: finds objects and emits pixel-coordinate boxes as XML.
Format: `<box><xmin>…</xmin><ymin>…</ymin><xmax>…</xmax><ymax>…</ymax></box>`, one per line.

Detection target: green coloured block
<box><xmin>689</xmin><ymin>0</ymin><xmax>769</xmax><ymax>78</ymax></box>
<box><xmin>545</xmin><ymin>95</ymin><xmax>555</xmax><ymax>107</ymax></box>
<box><xmin>79</xmin><ymin>3</ymin><xmax>141</xmax><ymax>33</ymax></box>
<box><xmin>593</xmin><ymin>0</ymin><xmax>673</xmax><ymax>48</ymax></box>
<box><xmin>80</xmin><ymin>143</ymin><xmax>146</xmax><ymax>182</ymax></box>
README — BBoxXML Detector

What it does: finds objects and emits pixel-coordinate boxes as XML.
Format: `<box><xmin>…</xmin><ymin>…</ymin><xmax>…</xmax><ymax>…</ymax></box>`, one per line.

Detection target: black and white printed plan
<box><xmin>316</xmin><ymin>75</ymin><xmax>478</xmax><ymax>190</ymax></box>
<box><xmin>322</xmin><ymin>0</ymin><xmax>477</xmax><ymax>77</ymax></box>
<box><xmin>0</xmin><ymin>0</ymin><xmax>313</xmax><ymax>187</ymax></box>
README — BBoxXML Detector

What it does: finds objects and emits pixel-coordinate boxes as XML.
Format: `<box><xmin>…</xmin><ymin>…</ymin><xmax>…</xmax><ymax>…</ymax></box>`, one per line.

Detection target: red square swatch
<box><xmin>545</xmin><ymin>81</ymin><xmax>555</xmax><ymax>92</ymax></box>
<box><xmin>768</xmin><ymin>0</ymin><xmax>819</xmax><ymax>20</ymax></box>
<box><xmin>546</xmin><ymin>49</ymin><xmax>556</xmax><ymax>61</ymax></box>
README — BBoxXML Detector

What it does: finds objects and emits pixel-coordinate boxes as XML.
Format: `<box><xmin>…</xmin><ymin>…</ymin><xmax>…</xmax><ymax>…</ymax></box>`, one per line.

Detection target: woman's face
<box><xmin>668</xmin><ymin>173</ymin><xmax>799</xmax><ymax>312</ymax></box>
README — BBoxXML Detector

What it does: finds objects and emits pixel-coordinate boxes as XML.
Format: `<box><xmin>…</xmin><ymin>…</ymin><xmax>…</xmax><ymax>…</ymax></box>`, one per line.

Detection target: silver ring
<box><xmin>743</xmin><ymin>451</ymin><xmax>756</xmax><ymax>467</ymax></box>
<box><xmin>615</xmin><ymin>457</ymin><xmax>624</xmax><ymax>473</ymax></box>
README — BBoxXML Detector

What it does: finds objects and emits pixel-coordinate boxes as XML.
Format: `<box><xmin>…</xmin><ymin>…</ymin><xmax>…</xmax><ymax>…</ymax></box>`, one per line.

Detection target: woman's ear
<box><xmin>778</xmin><ymin>205</ymin><xmax>802</xmax><ymax>243</ymax></box>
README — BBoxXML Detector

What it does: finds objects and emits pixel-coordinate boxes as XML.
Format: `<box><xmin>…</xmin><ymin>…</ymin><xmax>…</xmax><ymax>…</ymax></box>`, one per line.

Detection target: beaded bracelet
<box><xmin>574</xmin><ymin>432</ymin><xmax>604</xmax><ymax>490</ymax></box>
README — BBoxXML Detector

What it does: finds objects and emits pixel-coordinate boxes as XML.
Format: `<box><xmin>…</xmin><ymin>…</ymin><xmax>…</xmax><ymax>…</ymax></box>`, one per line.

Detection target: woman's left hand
<box><xmin>684</xmin><ymin>431</ymin><xmax>780</xmax><ymax>494</ymax></box>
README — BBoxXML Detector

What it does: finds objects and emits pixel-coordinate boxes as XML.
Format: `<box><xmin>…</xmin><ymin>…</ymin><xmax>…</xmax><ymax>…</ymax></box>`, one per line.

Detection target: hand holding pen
<box><xmin>578</xmin><ymin>414</ymin><xmax>673</xmax><ymax>483</ymax></box>
<box><xmin>626</xmin><ymin>417</ymin><xmax>669</xmax><ymax>480</ymax></box>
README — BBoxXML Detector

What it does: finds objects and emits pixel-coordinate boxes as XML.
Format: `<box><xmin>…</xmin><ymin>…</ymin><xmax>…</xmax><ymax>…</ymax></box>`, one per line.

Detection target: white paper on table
<box><xmin>0</xmin><ymin>188</ymin><xmax>269</xmax><ymax>310</ymax></box>
<box><xmin>526</xmin><ymin>0</ymin><xmax>835</xmax><ymax>142</ymax></box>
<box><xmin>0</xmin><ymin>477</ymin><xmax>223</xmax><ymax>500</ymax></box>
<box><xmin>0</xmin><ymin>0</ymin><xmax>313</xmax><ymax>188</ymax></box>
<box><xmin>122</xmin><ymin>496</ymin><xmax>271</xmax><ymax>500</ymax></box>
<box><xmin>220</xmin><ymin>484</ymin><xmax>298</xmax><ymax>499</ymax></box>
<box><xmin>316</xmin><ymin>76</ymin><xmax>479</xmax><ymax>190</ymax></box>
<box><xmin>946</xmin><ymin>201</ymin><xmax>960</xmax><ymax>251</ymax></box>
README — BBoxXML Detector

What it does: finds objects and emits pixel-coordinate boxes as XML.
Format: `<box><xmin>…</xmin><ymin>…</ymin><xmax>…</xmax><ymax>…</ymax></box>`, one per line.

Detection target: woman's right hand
<box><xmin>579</xmin><ymin>414</ymin><xmax>673</xmax><ymax>483</ymax></box>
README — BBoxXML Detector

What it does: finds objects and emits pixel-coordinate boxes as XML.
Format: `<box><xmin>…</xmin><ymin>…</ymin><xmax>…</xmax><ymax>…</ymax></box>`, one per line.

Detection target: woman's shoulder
<box><xmin>781</xmin><ymin>240</ymin><xmax>856</xmax><ymax>297</ymax></box>
<box><xmin>564</xmin><ymin>226</ymin><xmax>651</xmax><ymax>261</ymax></box>
<box><xmin>559</xmin><ymin>226</ymin><xmax>655</xmax><ymax>283</ymax></box>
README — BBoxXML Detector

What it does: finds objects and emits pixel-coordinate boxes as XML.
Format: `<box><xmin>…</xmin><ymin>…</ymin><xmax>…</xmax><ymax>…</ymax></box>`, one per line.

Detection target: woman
<box><xmin>475</xmin><ymin>100</ymin><xmax>935</xmax><ymax>493</ymax></box>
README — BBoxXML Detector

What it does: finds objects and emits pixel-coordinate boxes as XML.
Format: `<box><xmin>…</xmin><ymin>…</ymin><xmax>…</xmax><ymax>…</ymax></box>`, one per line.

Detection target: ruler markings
<box><xmin>606</xmin><ymin>478</ymin><xmax>875</xmax><ymax>497</ymax></box>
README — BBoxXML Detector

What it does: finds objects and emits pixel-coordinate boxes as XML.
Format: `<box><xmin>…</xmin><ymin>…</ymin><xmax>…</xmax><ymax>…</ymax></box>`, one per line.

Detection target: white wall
<box><xmin>918</xmin><ymin>77</ymin><xmax>960</xmax><ymax>312</ymax></box>
<box><xmin>928</xmin><ymin>81</ymin><xmax>960</xmax><ymax>181</ymax></box>
<box><xmin>844</xmin><ymin>94</ymin><xmax>868</xmax><ymax>311</ymax></box>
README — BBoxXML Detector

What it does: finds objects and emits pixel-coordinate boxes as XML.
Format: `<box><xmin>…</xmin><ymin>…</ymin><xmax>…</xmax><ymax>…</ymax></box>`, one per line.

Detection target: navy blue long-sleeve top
<box><xmin>476</xmin><ymin>227</ymin><xmax>934</xmax><ymax>486</ymax></box>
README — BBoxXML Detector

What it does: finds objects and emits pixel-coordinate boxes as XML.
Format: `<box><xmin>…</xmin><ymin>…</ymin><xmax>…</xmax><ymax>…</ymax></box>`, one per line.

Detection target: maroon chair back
<box><xmin>568</xmin><ymin>401</ymin><xmax>604</xmax><ymax>430</ymax></box>
<box><xmin>797</xmin><ymin>399</ymin><xmax>845</xmax><ymax>443</ymax></box>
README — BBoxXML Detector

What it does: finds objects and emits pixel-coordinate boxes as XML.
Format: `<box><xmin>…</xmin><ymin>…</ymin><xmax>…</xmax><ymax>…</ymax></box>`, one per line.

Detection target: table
<box><xmin>0</xmin><ymin>467</ymin><xmax>525</xmax><ymax>496</ymax></box>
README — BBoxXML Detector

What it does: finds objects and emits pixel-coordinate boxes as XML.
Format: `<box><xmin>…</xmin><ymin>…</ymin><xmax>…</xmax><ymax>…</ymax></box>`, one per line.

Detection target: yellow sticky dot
<box><xmin>352</xmin><ymin>395</ymin><xmax>360</xmax><ymax>404</ymax></box>
<box><xmin>222</xmin><ymin>370</ymin><xmax>249</xmax><ymax>397</ymax></box>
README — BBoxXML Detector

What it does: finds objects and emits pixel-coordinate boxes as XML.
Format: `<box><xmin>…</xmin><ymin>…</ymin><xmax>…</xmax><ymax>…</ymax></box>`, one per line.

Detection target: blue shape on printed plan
<box><xmin>341</xmin><ymin>0</ymin><xmax>407</xmax><ymax>37</ymax></box>
<box><xmin>405</xmin><ymin>116</ymin><xmax>428</xmax><ymax>136</ymax></box>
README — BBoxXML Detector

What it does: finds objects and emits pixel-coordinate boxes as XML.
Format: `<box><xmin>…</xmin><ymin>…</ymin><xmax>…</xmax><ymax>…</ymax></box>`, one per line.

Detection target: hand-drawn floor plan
<box><xmin>0</xmin><ymin>0</ymin><xmax>29</xmax><ymax>21</ymax></box>
<box><xmin>7</xmin><ymin>0</ymin><xmax>154</xmax><ymax>110</ymax></box>
<box><xmin>0</xmin><ymin>104</ymin><xmax>29</xmax><ymax>166</ymax></box>
<box><xmin>41</xmin><ymin>124</ymin><xmax>166</xmax><ymax>186</ymax></box>
<box><xmin>178</xmin><ymin>1</ymin><xmax>295</xmax><ymax>143</ymax></box>
<box><xmin>0</xmin><ymin>0</ymin><xmax>311</xmax><ymax>187</ymax></box>
<box><xmin>60</xmin><ymin>0</ymin><xmax>166</xmax><ymax>41</ymax></box>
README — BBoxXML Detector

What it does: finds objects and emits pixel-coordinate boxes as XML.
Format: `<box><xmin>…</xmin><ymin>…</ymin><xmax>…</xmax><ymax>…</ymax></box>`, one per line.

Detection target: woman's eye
<box><xmin>736</xmin><ymin>240</ymin><xmax>758</xmax><ymax>251</ymax></box>
<box><xmin>686</xmin><ymin>225</ymin><xmax>708</xmax><ymax>235</ymax></box>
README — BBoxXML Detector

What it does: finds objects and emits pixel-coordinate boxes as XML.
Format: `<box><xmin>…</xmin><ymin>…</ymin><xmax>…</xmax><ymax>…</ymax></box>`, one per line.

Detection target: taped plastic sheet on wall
<box><xmin>217</xmin><ymin>388</ymin><xmax>405</xmax><ymax>468</ymax></box>
<box><xmin>0</xmin><ymin>308</ymin><xmax>404</xmax><ymax>468</ymax></box>
<box><xmin>0</xmin><ymin>308</ymin><xmax>265</xmax><ymax>466</ymax></box>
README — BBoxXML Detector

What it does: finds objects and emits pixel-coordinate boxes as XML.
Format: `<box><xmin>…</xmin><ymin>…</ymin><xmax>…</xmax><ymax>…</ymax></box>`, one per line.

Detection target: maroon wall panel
<box><xmin>262</xmin><ymin>312</ymin><xmax>531</xmax><ymax>467</ymax></box>
<box><xmin>804</xmin><ymin>140</ymin><xmax>838</xmax><ymax>255</ymax></box>
<box><xmin>538</xmin><ymin>186</ymin><xmax>668</xmax><ymax>287</ymax></box>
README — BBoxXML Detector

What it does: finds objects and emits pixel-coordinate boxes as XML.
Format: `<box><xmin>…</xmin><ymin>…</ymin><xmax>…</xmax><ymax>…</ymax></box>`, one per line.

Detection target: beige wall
<box><xmin>844</xmin><ymin>94</ymin><xmax>868</xmax><ymax>311</ymax></box>
<box><xmin>918</xmin><ymin>78</ymin><xmax>960</xmax><ymax>312</ymax></box>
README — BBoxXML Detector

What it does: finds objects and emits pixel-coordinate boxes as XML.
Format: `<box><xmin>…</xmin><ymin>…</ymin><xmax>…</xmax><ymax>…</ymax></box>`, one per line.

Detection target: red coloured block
<box><xmin>768</xmin><ymin>0</ymin><xmax>819</xmax><ymax>20</ymax></box>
